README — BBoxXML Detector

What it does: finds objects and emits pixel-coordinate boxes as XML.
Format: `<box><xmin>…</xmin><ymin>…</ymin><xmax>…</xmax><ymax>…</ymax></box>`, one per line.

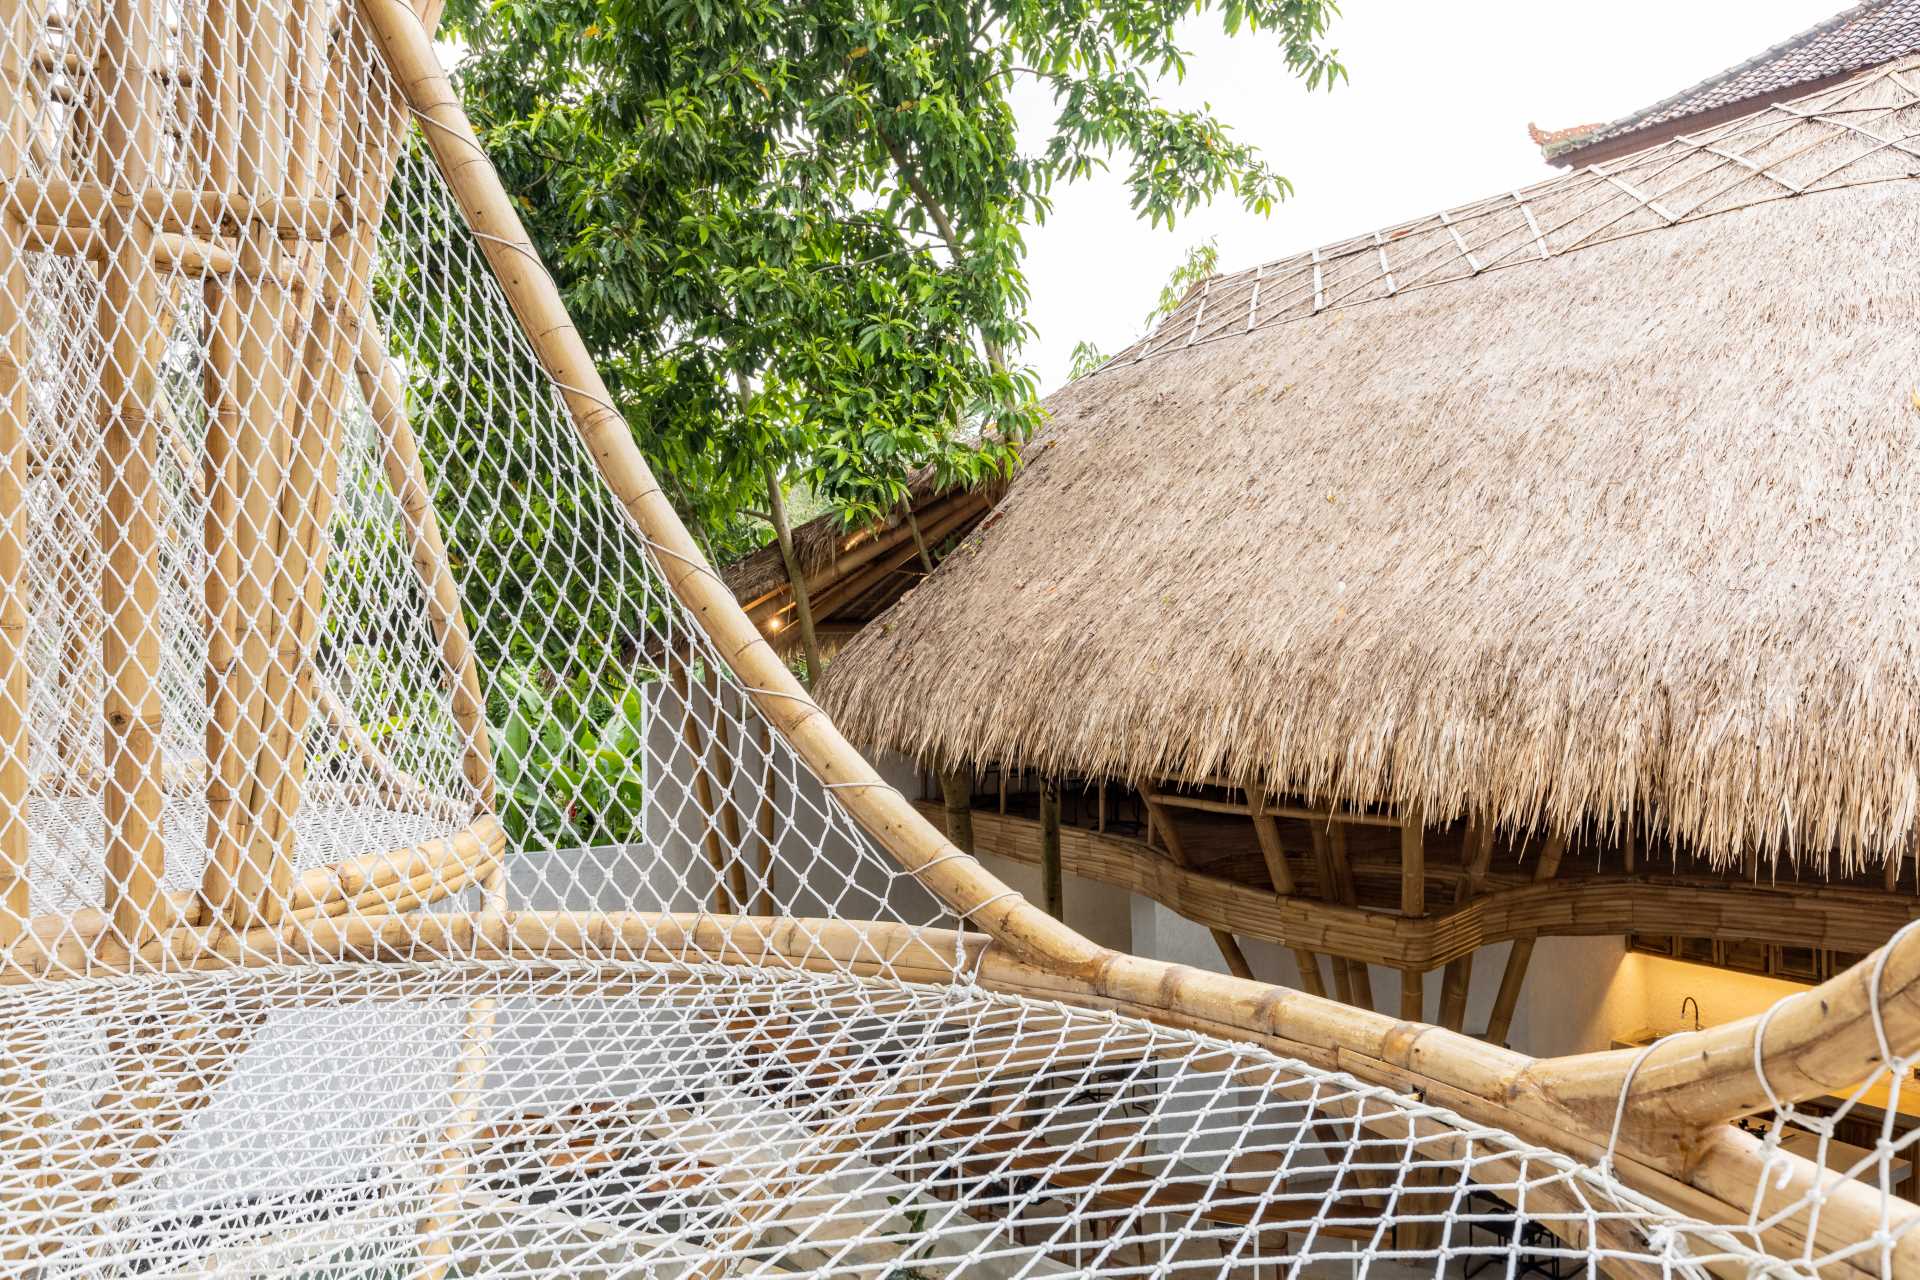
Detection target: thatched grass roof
<box><xmin>819</xmin><ymin>57</ymin><xmax>1920</xmax><ymax>872</ymax></box>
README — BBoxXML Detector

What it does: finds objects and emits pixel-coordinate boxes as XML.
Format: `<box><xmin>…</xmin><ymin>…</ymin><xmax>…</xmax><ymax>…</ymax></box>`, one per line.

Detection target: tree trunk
<box><xmin>763</xmin><ymin>460</ymin><xmax>823</xmax><ymax>687</ymax></box>
<box><xmin>902</xmin><ymin>497</ymin><xmax>934</xmax><ymax>573</ymax></box>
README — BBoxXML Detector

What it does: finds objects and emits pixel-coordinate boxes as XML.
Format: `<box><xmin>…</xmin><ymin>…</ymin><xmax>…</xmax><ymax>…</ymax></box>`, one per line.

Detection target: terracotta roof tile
<box><xmin>1543</xmin><ymin>0</ymin><xmax>1920</xmax><ymax>160</ymax></box>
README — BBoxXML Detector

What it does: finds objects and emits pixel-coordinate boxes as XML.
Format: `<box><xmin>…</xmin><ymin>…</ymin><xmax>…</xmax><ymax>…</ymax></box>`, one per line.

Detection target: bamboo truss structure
<box><xmin>0</xmin><ymin>0</ymin><xmax>1916</xmax><ymax>1275</ymax></box>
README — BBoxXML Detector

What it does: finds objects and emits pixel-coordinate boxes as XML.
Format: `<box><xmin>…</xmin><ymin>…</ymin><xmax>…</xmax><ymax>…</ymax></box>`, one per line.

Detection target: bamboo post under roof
<box><xmin>1399</xmin><ymin>808</ymin><xmax>1425</xmax><ymax>1021</ymax></box>
<box><xmin>1485</xmin><ymin>834</ymin><xmax>1568</xmax><ymax>1046</ymax></box>
<box><xmin>940</xmin><ymin>768</ymin><xmax>974</xmax><ymax>855</ymax></box>
<box><xmin>1438</xmin><ymin>818</ymin><xmax>1495</xmax><ymax>1032</ymax></box>
<box><xmin>1142</xmin><ymin>785</ymin><xmax>1254</xmax><ymax>980</ymax></box>
<box><xmin>1040</xmin><ymin>778</ymin><xmax>1062</xmax><ymax>920</ymax></box>
<box><xmin>1248</xmin><ymin>790</ymin><xmax>1327</xmax><ymax>999</ymax></box>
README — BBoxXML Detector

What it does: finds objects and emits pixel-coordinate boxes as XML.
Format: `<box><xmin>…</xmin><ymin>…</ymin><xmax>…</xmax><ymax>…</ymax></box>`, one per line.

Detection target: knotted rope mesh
<box><xmin>0</xmin><ymin>0</ymin><xmax>1913</xmax><ymax>1275</ymax></box>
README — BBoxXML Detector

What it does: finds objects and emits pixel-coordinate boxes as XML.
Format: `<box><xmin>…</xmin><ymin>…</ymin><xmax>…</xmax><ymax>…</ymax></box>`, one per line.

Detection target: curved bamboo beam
<box><xmin>2</xmin><ymin>816</ymin><xmax>504</xmax><ymax>978</ymax></box>
<box><xmin>347</xmin><ymin>8</ymin><xmax>1920</xmax><ymax>1270</ymax></box>
<box><xmin>942</xmin><ymin>802</ymin><xmax>1920</xmax><ymax>966</ymax></box>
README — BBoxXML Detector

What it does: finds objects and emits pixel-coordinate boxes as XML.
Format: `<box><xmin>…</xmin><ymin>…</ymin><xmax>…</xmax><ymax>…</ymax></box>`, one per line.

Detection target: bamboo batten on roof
<box><xmin>820</xmin><ymin>55</ymin><xmax>1920</xmax><ymax>873</ymax></box>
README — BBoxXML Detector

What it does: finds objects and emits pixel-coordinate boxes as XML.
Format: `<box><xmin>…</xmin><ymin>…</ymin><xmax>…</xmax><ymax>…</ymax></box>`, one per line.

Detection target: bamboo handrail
<box><xmin>5</xmin><ymin>178</ymin><xmax>342</xmax><ymax>238</ymax></box>
<box><xmin>344</xmin><ymin>6</ymin><xmax>1920</xmax><ymax>1267</ymax></box>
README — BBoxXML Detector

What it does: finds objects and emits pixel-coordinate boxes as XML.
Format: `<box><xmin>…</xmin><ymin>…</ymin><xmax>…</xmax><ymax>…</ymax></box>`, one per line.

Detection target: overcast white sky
<box><xmin>1012</xmin><ymin>0</ymin><xmax>1842</xmax><ymax>391</ymax></box>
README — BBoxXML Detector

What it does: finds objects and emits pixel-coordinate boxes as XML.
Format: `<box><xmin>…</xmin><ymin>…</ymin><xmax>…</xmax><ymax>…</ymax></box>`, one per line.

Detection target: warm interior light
<box><xmin>767</xmin><ymin>617</ymin><xmax>784</xmax><ymax>632</ymax></box>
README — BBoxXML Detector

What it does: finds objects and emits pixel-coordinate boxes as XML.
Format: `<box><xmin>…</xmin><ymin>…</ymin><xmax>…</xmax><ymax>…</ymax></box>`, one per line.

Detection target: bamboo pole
<box><xmin>237</xmin><ymin>0</ymin><xmax>343</xmax><ymax>929</ymax></box>
<box><xmin>1437</xmin><ymin>818</ymin><xmax>1494</xmax><ymax>1032</ymax></box>
<box><xmin>1142</xmin><ymin>787</ymin><xmax>1253</xmax><ymax>980</ymax></box>
<box><xmin>673</xmin><ymin>665</ymin><xmax>733</xmax><ymax>913</ymax></box>
<box><xmin>346</xmin><ymin>18</ymin><xmax>1917</xmax><ymax>1256</ymax></box>
<box><xmin>95</xmin><ymin>0</ymin><xmax>169</xmax><ymax>948</ymax></box>
<box><xmin>352</xmin><ymin>320</ymin><xmax>494</xmax><ymax>807</ymax></box>
<box><xmin>5</xmin><ymin>177</ymin><xmax>338</xmax><ymax>238</ymax></box>
<box><xmin>198</xmin><ymin>269</ymin><xmax>243</xmax><ymax>923</ymax></box>
<box><xmin>706</xmin><ymin>665</ymin><xmax>749</xmax><ymax>911</ymax></box>
<box><xmin>0</xmin><ymin>0</ymin><xmax>40</xmax><ymax>1247</ymax></box>
<box><xmin>754</xmin><ymin>721</ymin><xmax>777</xmax><ymax>915</ymax></box>
<box><xmin>202</xmin><ymin>0</ymin><xmax>293</xmax><ymax>926</ymax></box>
<box><xmin>1247</xmin><ymin>791</ymin><xmax>1327</xmax><ymax>999</ymax></box>
<box><xmin>1399</xmin><ymin>807</ymin><xmax>1425</xmax><ymax>1021</ymax></box>
<box><xmin>1484</xmin><ymin>833</ymin><xmax>1567</xmax><ymax>1047</ymax></box>
<box><xmin>1040</xmin><ymin>776</ymin><xmax>1062</xmax><ymax>920</ymax></box>
<box><xmin>939</xmin><ymin>766</ymin><xmax>974</xmax><ymax>854</ymax></box>
<box><xmin>0</xmin><ymin>0</ymin><xmax>33</xmax><ymax>943</ymax></box>
<box><xmin>1311</xmin><ymin>822</ymin><xmax>1372</xmax><ymax>1009</ymax></box>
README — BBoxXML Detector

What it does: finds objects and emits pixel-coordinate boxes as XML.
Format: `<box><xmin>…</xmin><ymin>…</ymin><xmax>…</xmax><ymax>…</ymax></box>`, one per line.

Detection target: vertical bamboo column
<box><xmin>1485</xmin><ymin>832</ymin><xmax>1568</xmax><ymax>1047</ymax></box>
<box><xmin>0</xmin><ymin>0</ymin><xmax>34</xmax><ymax>943</ymax></box>
<box><xmin>196</xmin><ymin>0</ymin><xmax>242</xmax><ymax>922</ymax></box>
<box><xmin>1311</xmin><ymin>821</ymin><xmax>1373</xmax><ymax>1009</ymax></box>
<box><xmin>673</xmin><ymin>664</ymin><xmax>733</xmax><ymax>913</ymax></box>
<box><xmin>203</xmin><ymin>0</ymin><xmax>294</xmax><ymax>929</ymax></box>
<box><xmin>1398</xmin><ymin>808</ymin><xmax>1425</xmax><ymax>1021</ymax></box>
<box><xmin>1039</xmin><ymin>777</ymin><xmax>1062</xmax><ymax>920</ymax></box>
<box><xmin>753</xmin><ymin>721</ymin><xmax>777</xmax><ymax>915</ymax></box>
<box><xmin>246</xmin><ymin>4</ymin><xmax>344</xmax><ymax>913</ymax></box>
<box><xmin>939</xmin><ymin>766</ymin><xmax>974</xmax><ymax>854</ymax></box>
<box><xmin>705</xmin><ymin>665</ymin><xmax>749</xmax><ymax>910</ymax></box>
<box><xmin>1437</xmin><ymin>818</ymin><xmax>1494</xmax><ymax>1032</ymax></box>
<box><xmin>0</xmin><ymin>2</ymin><xmax>42</xmax><ymax>1246</ymax></box>
<box><xmin>1247</xmin><ymin>792</ymin><xmax>1326</xmax><ymax>999</ymax></box>
<box><xmin>96</xmin><ymin>0</ymin><xmax>170</xmax><ymax>948</ymax></box>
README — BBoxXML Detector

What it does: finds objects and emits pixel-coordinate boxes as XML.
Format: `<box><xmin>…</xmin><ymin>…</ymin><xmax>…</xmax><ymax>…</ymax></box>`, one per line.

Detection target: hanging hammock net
<box><xmin>1</xmin><ymin>0</ymin><xmax>1919</xmax><ymax>1276</ymax></box>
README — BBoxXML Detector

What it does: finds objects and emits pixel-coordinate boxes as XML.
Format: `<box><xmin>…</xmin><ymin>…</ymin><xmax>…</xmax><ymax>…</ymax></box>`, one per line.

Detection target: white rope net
<box><xmin>0</xmin><ymin>0</ymin><xmax>1912</xmax><ymax>1275</ymax></box>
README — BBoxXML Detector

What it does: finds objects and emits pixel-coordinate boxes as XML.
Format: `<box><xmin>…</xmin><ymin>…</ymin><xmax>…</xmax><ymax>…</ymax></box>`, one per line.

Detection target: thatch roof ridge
<box><xmin>819</xmin><ymin>57</ymin><xmax>1920</xmax><ymax>871</ymax></box>
<box><xmin>1101</xmin><ymin>54</ymin><xmax>1920</xmax><ymax>375</ymax></box>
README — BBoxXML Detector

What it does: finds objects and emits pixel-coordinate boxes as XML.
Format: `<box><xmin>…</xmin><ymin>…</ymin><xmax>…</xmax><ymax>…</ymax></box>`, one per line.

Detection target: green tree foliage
<box><xmin>440</xmin><ymin>0</ymin><xmax>1345</xmax><ymax>544</ymax></box>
